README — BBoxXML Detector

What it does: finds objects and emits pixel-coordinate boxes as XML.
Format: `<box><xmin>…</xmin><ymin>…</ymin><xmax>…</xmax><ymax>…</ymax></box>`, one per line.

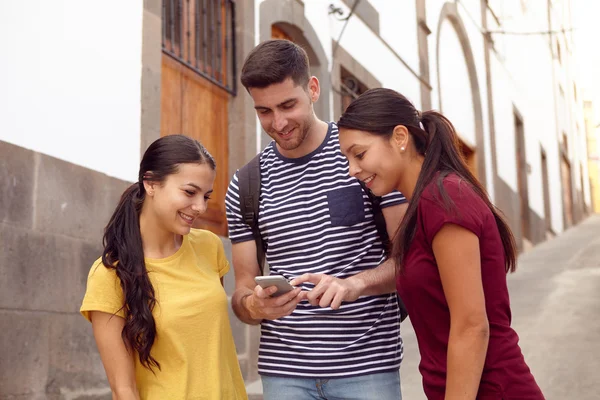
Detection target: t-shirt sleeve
<box><xmin>80</xmin><ymin>259</ymin><xmax>126</xmax><ymax>322</ymax></box>
<box><xmin>215</xmin><ymin>235</ymin><xmax>231</xmax><ymax>278</ymax></box>
<box><xmin>380</xmin><ymin>190</ymin><xmax>408</xmax><ymax>209</ymax></box>
<box><xmin>225</xmin><ymin>171</ymin><xmax>255</xmax><ymax>244</ymax></box>
<box><xmin>420</xmin><ymin>177</ymin><xmax>485</xmax><ymax>245</ymax></box>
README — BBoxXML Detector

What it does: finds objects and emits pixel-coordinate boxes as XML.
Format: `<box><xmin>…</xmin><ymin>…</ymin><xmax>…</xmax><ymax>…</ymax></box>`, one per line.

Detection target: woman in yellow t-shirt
<box><xmin>80</xmin><ymin>135</ymin><xmax>247</xmax><ymax>400</ymax></box>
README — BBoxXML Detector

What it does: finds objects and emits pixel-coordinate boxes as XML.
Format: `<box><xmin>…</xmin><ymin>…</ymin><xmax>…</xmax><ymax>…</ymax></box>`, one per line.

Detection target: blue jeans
<box><xmin>261</xmin><ymin>370</ymin><xmax>402</xmax><ymax>400</ymax></box>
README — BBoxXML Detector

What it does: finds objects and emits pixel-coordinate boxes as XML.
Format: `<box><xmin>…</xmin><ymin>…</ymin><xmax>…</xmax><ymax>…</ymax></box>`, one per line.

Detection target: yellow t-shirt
<box><xmin>80</xmin><ymin>229</ymin><xmax>247</xmax><ymax>400</ymax></box>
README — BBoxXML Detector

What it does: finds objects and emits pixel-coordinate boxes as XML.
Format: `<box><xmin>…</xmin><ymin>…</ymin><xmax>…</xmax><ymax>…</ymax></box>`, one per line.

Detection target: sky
<box><xmin>573</xmin><ymin>0</ymin><xmax>600</xmax><ymax>115</ymax></box>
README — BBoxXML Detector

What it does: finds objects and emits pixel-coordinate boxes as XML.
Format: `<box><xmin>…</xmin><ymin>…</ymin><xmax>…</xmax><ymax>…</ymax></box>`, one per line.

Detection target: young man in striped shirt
<box><xmin>225</xmin><ymin>40</ymin><xmax>407</xmax><ymax>399</ymax></box>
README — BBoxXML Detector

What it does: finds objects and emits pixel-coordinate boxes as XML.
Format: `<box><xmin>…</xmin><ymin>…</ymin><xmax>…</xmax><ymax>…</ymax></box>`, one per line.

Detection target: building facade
<box><xmin>0</xmin><ymin>0</ymin><xmax>592</xmax><ymax>398</ymax></box>
<box><xmin>584</xmin><ymin>101</ymin><xmax>600</xmax><ymax>212</ymax></box>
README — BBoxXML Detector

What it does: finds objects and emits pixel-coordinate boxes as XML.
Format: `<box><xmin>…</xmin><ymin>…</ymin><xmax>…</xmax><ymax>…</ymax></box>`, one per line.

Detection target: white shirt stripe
<box><xmin>225</xmin><ymin>123</ymin><xmax>406</xmax><ymax>378</ymax></box>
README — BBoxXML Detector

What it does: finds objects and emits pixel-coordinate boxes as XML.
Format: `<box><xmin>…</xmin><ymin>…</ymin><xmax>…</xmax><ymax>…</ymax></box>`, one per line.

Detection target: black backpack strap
<box><xmin>359</xmin><ymin>182</ymin><xmax>409</xmax><ymax>322</ymax></box>
<box><xmin>238</xmin><ymin>154</ymin><xmax>267</xmax><ymax>275</ymax></box>
<box><xmin>359</xmin><ymin>182</ymin><xmax>391</xmax><ymax>256</ymax></box>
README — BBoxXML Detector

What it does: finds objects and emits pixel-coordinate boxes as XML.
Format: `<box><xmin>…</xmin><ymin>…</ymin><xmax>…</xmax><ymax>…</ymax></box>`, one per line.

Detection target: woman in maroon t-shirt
<box><xmin>337</xmin><ymin>88</ymin><xmax>545</xmax><ymax>400</ymax></box>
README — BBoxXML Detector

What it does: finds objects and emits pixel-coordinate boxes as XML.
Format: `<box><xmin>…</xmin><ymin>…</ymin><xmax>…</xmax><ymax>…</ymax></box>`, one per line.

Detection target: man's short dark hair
<box><xmin>241</xmin><ymin>39</ymin><xmax>310</xmax><ymax>90</ymax></box>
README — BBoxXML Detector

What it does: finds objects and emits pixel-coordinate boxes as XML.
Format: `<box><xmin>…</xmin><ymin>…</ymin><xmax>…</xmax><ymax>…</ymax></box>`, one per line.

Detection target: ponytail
<box><xmin>102</xmin><ymin>182</ymin><xmax>160</xmax><ymax>371</ymax></box>
<box><xmin>393</xmin><ymin>111</ymin><xmax>517</xmax><ymax>274</ymax></box>
<box><xmin>336</xmin><ymin>88</ymin><xmax>516</xmax><ymax>275</ymax></box>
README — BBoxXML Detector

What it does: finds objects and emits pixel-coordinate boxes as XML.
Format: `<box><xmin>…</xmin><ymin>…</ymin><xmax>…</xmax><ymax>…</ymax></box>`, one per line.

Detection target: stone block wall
<box><xmin>0</xmin><ymin>139</ymin><xmax>259</xmax><ymax>398</ymax></box>
<box><xmin>0</xmin><ymin>140</ymin><xmax>128</xmax><ymax>399</ymax></box>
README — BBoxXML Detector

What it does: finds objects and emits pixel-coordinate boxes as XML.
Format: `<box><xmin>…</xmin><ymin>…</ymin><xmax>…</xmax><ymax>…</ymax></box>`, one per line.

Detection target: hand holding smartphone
<box><xmin>254</xmin><ymin>275</ymin><xmax>295</xmax><ymax>297</ymax></box>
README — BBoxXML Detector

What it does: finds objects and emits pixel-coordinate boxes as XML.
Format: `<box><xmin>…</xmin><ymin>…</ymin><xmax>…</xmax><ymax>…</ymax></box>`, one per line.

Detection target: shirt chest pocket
<box><xmin>326</xmin><ymin>186</ymin><xmax>365</xmax><ymax>226</ymax></box>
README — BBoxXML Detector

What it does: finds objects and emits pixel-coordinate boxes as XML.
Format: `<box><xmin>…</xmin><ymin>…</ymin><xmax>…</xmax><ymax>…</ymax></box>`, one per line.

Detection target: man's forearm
<box><xmin>347</xmin><ymin>258</ymin><xmax>397</xmax><ymax>296</ymax></box>
<box><xmin>232</xmin><ymin>287</ymin><xmax>262</xmax><ymax>325</ymax></box>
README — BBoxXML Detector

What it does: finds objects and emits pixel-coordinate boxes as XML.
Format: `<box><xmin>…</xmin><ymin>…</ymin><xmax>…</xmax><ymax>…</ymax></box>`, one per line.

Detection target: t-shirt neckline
<box><xmin>271</xmin><ymin>122</ymin><xmax>334</xmax><ymax>164</ymax></box>
<box><xmin>144</xmin><ymin>234</ymin><xmax>189</xmax><ymax>264</ymax></box>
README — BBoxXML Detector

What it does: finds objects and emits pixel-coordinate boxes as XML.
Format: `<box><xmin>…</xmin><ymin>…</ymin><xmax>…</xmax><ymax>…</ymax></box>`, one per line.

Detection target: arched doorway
<box><xmin>267</xmin><ymin>21</ymin><xmax>329</xmax><ymax>121</ymax></box>
<box><xmin>436</xmin><ymin>3</ymin><xmax>486</xmax><ymax>187</ymax></box>
<box><xmin>259</xmin><ymin>0</ymin><xmax>330</xmax><ymax>122</ymax></box>
<box><xmin>272</xmin><ymin>25</ymin><xmax>292</xmax><ymax>41</ymax></box>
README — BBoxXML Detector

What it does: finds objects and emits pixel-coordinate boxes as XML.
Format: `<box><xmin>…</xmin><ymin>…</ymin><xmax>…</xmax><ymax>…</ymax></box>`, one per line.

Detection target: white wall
<box><xmin>455</xmin><ymin>2</ymin><xmax>494</xmax><ymax>201</ymax></box>
<box><xmin>324</xmin><ymin>0</ymin><xmax>421</xmax><ymax>106</ymax></box>
<box><xmin>485</xmin><ymin>0</ymin><xmax>575</xmax><ymax>232</ymax></box>
<box><xmin>490</xmin><ymin>54</ymin><xmax>519</xmax><ymax>192</ymax></box>
<box><xmin>426</xmin><ymin>0</ymin><xmax>449</xmax><ymax>116</ymax></box>
<box><xmin>254</xmin><ymin>0</ymin><xmax>421</xmax><ymax>115</ymax></box>
<box><xmin>370</xmin><ymin>0</ymin><xmax>420</xmax><ymax>77</ymax></box>
<box><xmin>426</xmin><ymin>0</ymin><xmax>494</xmax><ymax>199</ymax></box>
<box><xmin>566</xmin><ymin>8</ymin><xmax>592</xmax><ymax>208</ymax></box>
<box><xmin>438</xmin><ymin>19</ymin><xmax>476</xmax><ymax>148</ymax></box>
<box><xmin>0</xmin><ymin>0</ymin><xmax>143</xmax><ymax>182</ymax></box>
<box><xmin>255</xmin><ymin>0</ymin><xmax>589</xmax><ymax>232</ymax></box>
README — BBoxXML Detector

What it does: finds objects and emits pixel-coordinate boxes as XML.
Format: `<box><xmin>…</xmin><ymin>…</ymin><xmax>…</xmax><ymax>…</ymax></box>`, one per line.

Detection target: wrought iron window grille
<box><xmin>162</xmin><ymin>0</ymin><xmax>237</xmax><ymax>95</ymax></box>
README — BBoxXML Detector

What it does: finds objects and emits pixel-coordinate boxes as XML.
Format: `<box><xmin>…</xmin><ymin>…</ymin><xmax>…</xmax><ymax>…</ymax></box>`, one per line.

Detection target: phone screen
<box><xmin>254</xmin><ymin>276</ymin><xmax>294</xmax><ymax>297</ymax></box>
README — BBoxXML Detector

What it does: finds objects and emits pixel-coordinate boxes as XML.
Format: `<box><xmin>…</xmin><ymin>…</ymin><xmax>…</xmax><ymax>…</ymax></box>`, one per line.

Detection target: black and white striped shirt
<box><xmin>225</xmin><ymin>123</ymin><xmax>406</xmax><ymax>378</ymax></box>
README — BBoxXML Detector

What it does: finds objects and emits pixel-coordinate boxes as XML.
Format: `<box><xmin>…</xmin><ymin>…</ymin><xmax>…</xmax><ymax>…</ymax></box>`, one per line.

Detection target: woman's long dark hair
<box><xmin>102</xmin><ymin>134</ymin><xmax>215</xmax><ymax>371</ymax></box>
<box><xmin>337</xmin><ymin>88</ymin><xmax>516</xmax><ymax>274</ymax></box>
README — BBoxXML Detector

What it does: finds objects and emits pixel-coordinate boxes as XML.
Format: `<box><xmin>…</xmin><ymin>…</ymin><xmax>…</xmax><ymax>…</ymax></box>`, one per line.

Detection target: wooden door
<box><xmin>161</xmin><ymin>0</ymin><xmax>234</xmax><ymax>236</ymax></box>
<box><xmin>580</xmin><ymin>164</ymin><xmax>586</xmax><ymax>217</ymax></box>
<box><xmin>458</xmin><ymin>139</ymin><xmax>478</xmax><ymax>180</ymax></box>
<box><xmin>161</xmin><ymin>55</ymin><xmax>229</xmax><ymax>236</ymax></box>
<box><xmin>561</xmin><ymin>155</ymin><xmax>574</xmax><ymax>228</ymax></box>
<box><xmin>514</xmin><ymin>112</ymin><xmax>530</xmax><ymax>241</ymax></box>
<box><xmin>272</xmin><ymin>25</ymin><xmax>292</xmax><ymax>40</ymax></box>
<box><xmin>541</xmin><ymin>149</ymin><xmax>551</xmax><ymax>232</ymax></box>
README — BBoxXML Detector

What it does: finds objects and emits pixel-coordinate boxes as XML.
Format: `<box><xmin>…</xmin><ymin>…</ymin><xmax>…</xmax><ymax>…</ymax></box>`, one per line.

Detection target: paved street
<box><xmin>399</xmin><ymin>214</ymin><xmax>600</xmax><ymax>400</ymax></box>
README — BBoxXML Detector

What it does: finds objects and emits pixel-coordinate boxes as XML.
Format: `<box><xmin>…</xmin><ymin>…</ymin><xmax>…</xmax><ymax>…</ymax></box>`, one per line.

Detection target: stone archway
<box><xmin>259</xmin><ymin>0</ymin><xmax>331</xmax><ymax>123</ymax></box>
<box><xmin>435</xmin><ymin>2</ymin><xmax>486</xmax><ymax>187</ymax></box>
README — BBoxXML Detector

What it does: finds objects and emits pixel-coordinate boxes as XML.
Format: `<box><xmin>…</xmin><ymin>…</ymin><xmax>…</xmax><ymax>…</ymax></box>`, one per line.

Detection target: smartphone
<box><xmin>254</xmin><ymin>275</ymin><xmax>295</xmax><ymax>297</ymax></box>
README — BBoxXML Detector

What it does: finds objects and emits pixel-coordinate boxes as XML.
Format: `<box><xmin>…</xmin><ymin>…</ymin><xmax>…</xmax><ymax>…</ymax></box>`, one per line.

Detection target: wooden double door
<box><xmin>161</xmin><ymin>54</ymin><xmax>229</xmax><ymax>236</ymax></box>
<box><xmin>160</xmin><ymin>0</ymin><xmax>235</xmax><ymax>236</ymax></box>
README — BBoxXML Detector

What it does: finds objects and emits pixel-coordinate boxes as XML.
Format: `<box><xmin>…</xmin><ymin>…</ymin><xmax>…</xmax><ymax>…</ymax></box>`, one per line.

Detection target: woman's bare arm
<box><xmin>433</xmin><ymin>223</ymin><xmax>490</xmax><ymax>400</ymax></box>
<box><xmin>90</xmin><ymin>311</ymin><xmax>140</xmax><ymax>400</ymax></box>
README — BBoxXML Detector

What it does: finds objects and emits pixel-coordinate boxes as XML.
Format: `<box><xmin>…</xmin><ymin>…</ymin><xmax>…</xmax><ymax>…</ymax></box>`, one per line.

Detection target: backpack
<box><xmin>237</xmin><ymin>154</ymin><xmax>408</xmax><ymax>322</ymax></box>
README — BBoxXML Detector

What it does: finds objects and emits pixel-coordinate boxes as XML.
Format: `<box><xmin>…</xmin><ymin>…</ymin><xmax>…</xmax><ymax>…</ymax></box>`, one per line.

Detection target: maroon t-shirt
<box><xmin>397</xmin><ymin>174</ymin><xmax>544</xmax><ymax>400</ymax></box>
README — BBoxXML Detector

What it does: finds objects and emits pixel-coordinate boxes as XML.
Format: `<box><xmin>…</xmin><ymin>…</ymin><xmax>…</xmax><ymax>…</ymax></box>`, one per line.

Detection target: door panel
<box><xmin>161</xmin><ymin>53</ymin><xmax>229</xmax><ymax>236</ymax></box>
<box><xmin>561</xmin><ymin>156</ymin><xmax>573</xmax><ymax>228</ymax></box>
<box><xmin>181</xmin><ymin>64</ymin><xmax>229</xmax><ymax>229</ymax></box>
<box><xmin>541</xmin><ymin>150</ymin><xmax>551</xmax><ymax>232</ymax></box>
<box><xmin>458</xmin><ymin>139</ymin><xmax>478</xmax><ymax>180</ymax></box>
<box><xmin>272</xmin><ymin>25</ymin><xmax>292</xmax><ymax>40</ymax></box>
<box><xmin>161</xmin><ymin>56</ymin><xmax>183</xmax><ymax>136</ymax></box>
